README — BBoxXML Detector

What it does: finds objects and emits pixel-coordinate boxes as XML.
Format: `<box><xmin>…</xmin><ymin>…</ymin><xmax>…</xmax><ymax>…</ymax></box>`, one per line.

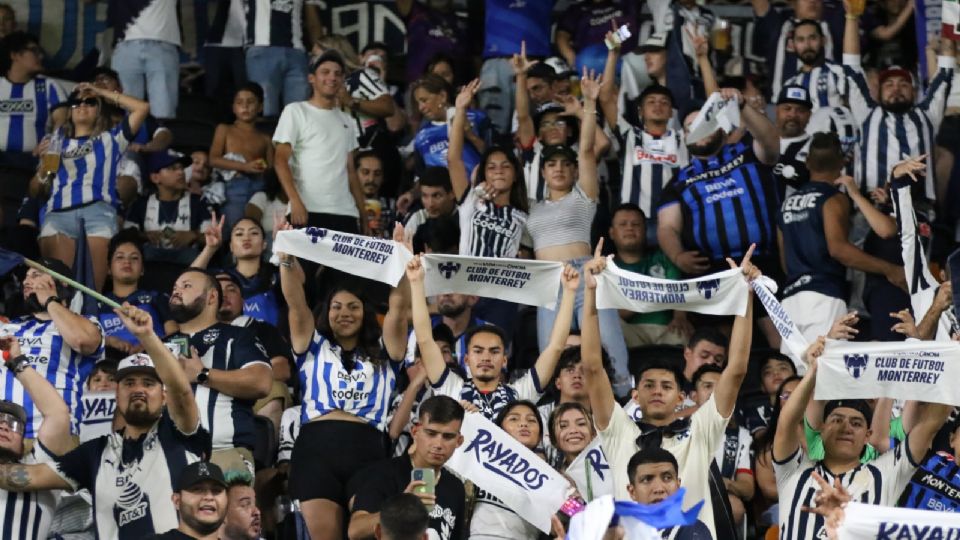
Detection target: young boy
<box><xmin>209</xmin><ymin>82</ymin><xmax>274</xmax><ymax>230</ymax></box>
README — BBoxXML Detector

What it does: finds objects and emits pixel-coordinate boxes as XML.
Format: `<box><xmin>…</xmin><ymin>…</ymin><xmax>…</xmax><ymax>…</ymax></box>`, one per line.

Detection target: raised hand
<box><xmin>833</xmin><ymin>175</ymin><xmax>858</xmax><ymax>194</ymax></box>
<box><xmin>510</xmin><ymin>40</ymin><xmax>539</xmax><ymax>76</ymax></box>
<box><xmin>726</xmin><ymin>243</ymin><xmax>756</xmax><ymax>276</ymax></box>
<box><xmin>114</xmin><ymin>303</ymin><xmax>156</xmax><ymax>340</ymax></box>
<box><xmin>579</xmin><ymin>67</ymin><xmax>604</xmax><ymax>102</ymax></box>
<box><xmin>827</xmin><ymin>311</ymin><xmax>859</xmax><ymax>340</ymax></box>
<box><xmin>392</xmin><ymin>222</ymin><xmax>413</xmax><ymax>254</ymax></box>
<box><xmin>584</xmin><ymin>239</ymin><xmax>607</xmax><ymax>290</ymax></box>
<box><xmin>561</xmin><ymin>264</ymin><xmax>581</xmax><ymax>292</ymax></box>
<box><xmin>178</xmin><ymin>346</ymin><xmax>204</xmax><ymax>383</ymax></box>
<box><xmin>804</xmin><ymin>336</ymin><xmax>826</xmax><ymax>368</ymax></box>
<box><xmin>405</xmin><ymin>255</ymin><xmax>425</xmax><ymax>283</ymax></box>
<box><xmin>892</xmin><ymin>154</ymin><xmax>927</xmax><ymax>182</ymax></box>
<box><xmin>204</xmin><ymin>210</ymin><xmax>224</xmax><ymax>249</ymax></box>
<box><xmin>890</xmin><ymin>309</ymin><xmax>920</xmax><ymax>338</ymax></box>
<box><xmin>559</xmin><ymin>94</ymin><xmax>583</xmax><ymax>117</ymax></box>
<box><xmin>455</xmin><ymin>79</ymin><xmax>481</xmax><ymax>111</ymax></box>
<box><xmin>685</xmin><ymin>26</ymin><xmax>709</xmax><ymax>58</ymax></box>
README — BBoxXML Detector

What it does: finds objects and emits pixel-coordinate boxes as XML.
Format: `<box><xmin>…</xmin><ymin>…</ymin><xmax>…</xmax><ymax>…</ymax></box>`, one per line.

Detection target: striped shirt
<box><xmin>0</xmin><ymin>442</ymin><xmax>61</xmax><ymax>540</ymax></box>
<box><xmin>898</xmin><ymin>451</ymin><xmax>960</xmax><ymax>511</ymax></box>
<box><xmin>164</xmin><ymin>323</ymin><xmax>269</xmax><ymax>451</ymax></box>
<box><xmin>660</xmin><ymin>142</ymin><xmax>779</xmax><ymax>261</ymax></box>
<box><xmin>346</xmin><ymin>68</ymin><xmax>389</xmax><ymax>145</ymax></box>
<box><xmin>617</xmin><ymin>122</ymin><xmax>688</xmax><ymax>218</ymax></box>
<box><xmin>432</xmin><ymin>367</ymin><xmax>542</xmax><ymax>420</ymax></box>
<box><xmin>458</xmin><ymin>188</ymin><xmax>527</xmax><ymax>258</ymax></box>
<box><xmin>296</xmin><ymin>331</ymin><xmax>400</xmax><ymax>431</ymax></box>
<box><xmin>526</xmin><ymin>185</ymin><xmax>596</xmax><ymax>251</ymax></box>
<box><xmin>0</xmin><ymin>76</ymin><xmax>66</xmax><ymax>154</ymax></box>
<box><xmin>783</xmin><ymin>62</ymin><xmax>854</xmax><ymax>110</ymax></box>
<box><xmin>845</xmin><ymin>55</ymin><xmax>955</xmax><ymax>200</ymax></box>
<box><xmin>205</xmin><ymin>0</ymin><xmax>246</xmax><ymax>47</ymax></box>
<box><xmin>754</xmin><ymin>9</ymin><xmax>841</xmax><ymax>99</ymax></box>
<box><xmin>0</xmin><ymin>316</ymin><xmax>102</xmax><ymax>438</ymax></box>
<box><xmin>774</xmin><ymin>441</ymin><xmax>917</xmax><ymax>540</ymax></box>
<box><xmin>109</xmin><ymin>0</ymin><xmax>182</xmax><ymax>45</ymax></box>
<box><xmin>47</xmin><ymin>120</ymin><xmax>133</xmax><ymax>212</ymax></box>
<box><xmin>246</xmin><ymin>0</ymin><xmax>304</xmax><ymax>49</ymax></box>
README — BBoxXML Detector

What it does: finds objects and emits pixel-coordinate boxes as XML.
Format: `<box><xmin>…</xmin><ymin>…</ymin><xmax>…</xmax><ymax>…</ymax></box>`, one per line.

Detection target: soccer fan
<box><xmin>375</xmin><ymin>493</ymin><xmax>430</xmax><ymax>540</ymax></box>
<box><xmin>555</xmin><ymin>0</ymin><xmax>638</xmax><ymax>71</ymax></box>
<box><xmin>896</xmin><ymin>415</ymin><xmax>960</xmax><ymax>511</ymax></box>
<box><xmin>402</xmin><ymin>167</ymin><xmax>457</xmax><ymax>246</ymax></box>
<box><xmin>162</xmin><ymin>267</ymin><xmax>272</xmax><ymax>474</ymax></box>
<box><xmin>151</xmin><ymin>462</ymin><xmax>229</xmax><ymax>540</ymax></box>
<box><xmin>625</xmin><ymin>447</ymin><xmax>713</xmax><ymax>538</ymax></box>
<box><xmin>356</xmin><ymin>150</ymin><xmax>397</xmax><ymax>238</ymax></box>
<box><xmin>539</xmin><ymin>347</ymin><xmax>594</xmax><ymax>461</ymax></box>
<box><xmin>243</xmin><ymin>0</ymin><xmax>313</xmax><ymax>118</ymax></box>
<box><xmin>200</xmin><ymin>0</ymin><xmax>247</xmax><ymax>119</ymax></box>
<box><xmin>408</xmin><ymin>255</ymin><xmax>578</xmax><ymax>419</ymax></box>
<box><xmin>395</xmin><ymin>0</ymin><xmax>468</xmax><ymax>84</ymax></box>
<box><xmin>773</xmin><ymin>85</ymin><xmax>814</xmax><ymax>197</ymax></box>
<box><xmin>402</xmin><ymin>291</ymin><xmax>487</xmax><ymax>374</ymax></box>
<box><xmin>412</xmin><ymin>74</ymin><xmax>489</xmax><ymax>179</ymax></box>
<box><xmin>0</xmin><ymin>335</ymin><xmax>77</xmax><ymax>540</ymax></box>
<box><xmin>349</xmin><ymin>396</ymin><xmax>466</xmax><ymax>540</ymax></box>
<box><xmin>1</xmin><ymin>259</ymin><xmax>103</xmax><ymax>439</ymax></box>
<box><xmin>219</xmin><ymin>471</ymin><xmax>262</xmax><ymax>540</ymax></box>
<box><xmin>0</xmin><ymin>304</ymin><xmax>206</xmax><ymax>538</ymax></box>
<box><xmin>681</xmin><ymin>328</ymin><xmax>727</xmax><ymax>385</ymax></box>
<box><xmin>741</xmin><ymin>352</ymin><xmax>798</xmax><ymax>436</ymax></box>
<box><xmin>547</xmin><ymin>401</ymin><xmax>613</xmax><ymax>501</ymax></box>
<box><xmin>780</xmin><ymin>19</ymin><xmax>859</xmax><ymax>109</ymax></box>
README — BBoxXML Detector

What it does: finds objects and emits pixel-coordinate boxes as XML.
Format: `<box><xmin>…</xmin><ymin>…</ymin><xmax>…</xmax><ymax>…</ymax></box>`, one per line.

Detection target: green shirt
<box><xmin>803</xmin><ymin>416</ymin><xmax>905</xmax><ymax>463</ymax></box>
<box><xmin>614</xmin><ymin>251</ymin><xmax>679</xmax><ymax>326</ymax></box>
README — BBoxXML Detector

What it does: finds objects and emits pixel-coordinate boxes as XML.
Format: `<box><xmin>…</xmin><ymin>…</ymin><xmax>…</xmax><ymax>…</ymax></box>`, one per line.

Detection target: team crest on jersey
<box><xmin>137</xmin><ymin>294</ymin><xmax>152</xmax><ymax>304</ymax></box>
<box><xmin>306</xmin><ymin>227</ymin><xmax>328</xmax><ymax>244</ymax></box>
<box><xmin>438</xmin><ymin>262</ymin><xmax>461</xmax><ymax>279</ymax></box>
<box><xmin>270</xmin><ymin>0</ymin><xmax>294</xmax><ymax>13</ymax></box>
<box><xmin>203</xmin><ymin>329</ymin><xmax>220</xmax><ymax>344</ymax></box>
<box><xmin>843</xmin><ymin>354</ymin><xmax>869</xmax><ymax>379</ymax></box>
<box><xmin>697</xmin><ymin>279</ymin><xmax>721</xmax><ymax>299</ymax></box>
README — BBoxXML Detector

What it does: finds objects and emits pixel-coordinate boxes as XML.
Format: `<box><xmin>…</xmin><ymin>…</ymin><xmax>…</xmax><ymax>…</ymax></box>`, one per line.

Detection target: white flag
<box><xmin>837</xmin><ymin>502</ymin><xmax>960</xmax><ymax>540</ymax></box>
<box><xmin>444</xmin><ymin>412</ymin><xmax>568</xmax><ymax>533</ymax></box>
<box><xmin>422</xmin><ymin>254</ymin><xmax>563</xmax><ymax>308</ymax></box>
<box><xmin>595</xmin><ymin>259</ymin><xmax>749</xmax><ymax>316</ymax></box>
<box><xmin>815</xmin><ymin>339</ymin><xmax>960</xmax><ymax>405</ymax></box>
<box><xmin>273</xmin><ymin>228</ymin><xmax>413</xmax><ymax>286</ymax></box>
<box><xmin>564</xmin><ymin>438</ymin><xmax>613</xmax><ymax>502</ymax></box>
<box><xmin>79</xmin><ymin>391</ymin><xmax>116</xmax><ymax>443</ymax></box>
<box><xmin>751</xmin><ymin>278</ymin><xmax>809</xmax><ymax>374</ymax></box>
<box><xmin>686</xmin><ymin>92</ymin><xmax>741</xmax><ymax>144</ymax></box>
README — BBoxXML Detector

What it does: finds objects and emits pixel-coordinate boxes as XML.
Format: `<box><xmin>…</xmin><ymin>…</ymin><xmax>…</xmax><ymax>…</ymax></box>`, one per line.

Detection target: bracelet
<box><xmin>279</xmin><ymin>259</ymin><xmax>294</xmax><ymax>268</ymax></box>
<box><xmin>5</xmin><ymin>354</ymin><xmax>28</xmax><ymax>374</ymax></box>
<box><xmin>43</xmin><ymin>296</ymin><xmax>62</xmax><ymax>311</ymax></box>
<box><xmin>845</xmin><ymin>14</ymin><xmax>858</xmax><ymax>20</ymax></box>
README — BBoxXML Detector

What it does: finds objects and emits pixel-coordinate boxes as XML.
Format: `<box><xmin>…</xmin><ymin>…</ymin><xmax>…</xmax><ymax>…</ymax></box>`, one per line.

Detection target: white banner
<box><xmin>815</xmin><ymin>340</ymin><xmax>960</xmax><ymax>405</ymax></box>
<box><xmin>751</xmin><ymin>279</ymin><xmax>810</xmax><ymax>374</ymax></box>
<box><xmin>273</xmin><ymin>228</ymin><xmax>413</xmax><ymax>286</ymax></box>
<box><xmin>79</xmin><ymin>391</ymin><xmax>116</xmax><ymax>443</ymax></box>
<box><xmin>422</xmin><ymin>254</ymin><xmax>563</xmax><ymax>309</ymax></box>
<box><xmin>444</xmin><ymin>412</ymin><xmax>568</xmax><ymax>533</ymax></box>
<box><xmin>565</xmin><ymin>438</ymin><xmax>614</xmax><ymax>502</ymax></box>
<box><xmin>596</xmin><ymin>260</ymin><xmax>749</xmax><ymax>316</ymax></box>
<box><xmin>686</xmin><ymin>93</ymin><xmax>741</xmax><ymax>144</ymax></box>
<box><xmin>837</xmin><ymin>502</ymin><xmax>960</xmax><ymax>540</ymax></box>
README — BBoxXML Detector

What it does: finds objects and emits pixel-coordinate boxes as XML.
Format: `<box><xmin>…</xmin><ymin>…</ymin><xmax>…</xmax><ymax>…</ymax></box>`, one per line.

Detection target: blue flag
<box><xmin>567</xmin><ymin>489</ymin><xmax>704</xmax><ymax>540</ymax></box>
<box><xmin>72</xmin><ymin>217</ymin><xmax>99</xmax><ymax>316</ymax></box>
<box><xmin>0</xmin><ymin>247</ymin><xmax>25</xmax><ymax>276</ymax></box>
<box><xmin>613</xmin><ymin>488</ymin><xmax>703</xmax><ymax>530</ymax></box>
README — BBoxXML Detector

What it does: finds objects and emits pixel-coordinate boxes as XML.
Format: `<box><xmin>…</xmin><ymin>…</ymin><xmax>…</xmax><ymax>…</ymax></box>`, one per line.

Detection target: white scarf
<box><xmin>686</xmin><ymin>92</ymin><xmax>740</xmax><ymax>144</ymax></box>
<box><xmin>421</xmin><ymin>254</ymin><xmax>563</xmax><ymax>309</ymax></box>
<box><xmin>595</xmin><ymin>259</ymin><xmax>749</xmax><ymax>316</ymax></box>
<box><xmin>751</xmin><ymin>278</ymin><xmax>810</xmax><ymax>374</ymax></box>
<box><xmin>444</xmin><ymin>412</ymin><xmax>568</xmax><ymax>533</ymax></box>
<box><xmin>815</xmin><ymin>339</ymin><xmax>960</xmax><ymax>405</ymax></box>
<box><xmin>273</xmin><ymin>228</ymin><xmax>413</xmax><ymax>286</ymax></box>
<box><xmin>564</xmin><ymin>437</ymin><xmax>613</xmax><ymax>502</ymax></box>
<box><xmin>837</xmin><ymin>502</ymin><xmax>960</xmax><ymax>540</ymax></box>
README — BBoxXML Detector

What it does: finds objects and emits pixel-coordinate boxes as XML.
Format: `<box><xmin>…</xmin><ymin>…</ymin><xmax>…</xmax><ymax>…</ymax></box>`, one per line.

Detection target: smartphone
<box><xmin>411</xmin><ymin>468</ymin><xmax>436</xmax><ymax>510</ymax></box>
<box><xmin>604</xmin><ymin>24</ymin><xmax>632</xmax><ymax>50</ymax></box>
<box><xmin>168</xmin><ymin>337</ymin><xmax>190</xmax><ymax>357</ymax></box>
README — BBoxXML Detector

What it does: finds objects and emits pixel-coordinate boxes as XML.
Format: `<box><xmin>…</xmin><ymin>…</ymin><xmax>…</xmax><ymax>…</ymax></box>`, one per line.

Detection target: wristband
<box><xmin>5</xmin><ymin>354</ymin><xmax>29</xmax><ymax>374</ymax></box>
<box><xmin>43</xmin><ymin>296</ymin><xmax>62</xmax><ymax>311</ymax></box>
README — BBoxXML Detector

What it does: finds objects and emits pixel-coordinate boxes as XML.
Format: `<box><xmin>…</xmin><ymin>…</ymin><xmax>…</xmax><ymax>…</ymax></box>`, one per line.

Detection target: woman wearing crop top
<box><xmin>524</xmin><ymin>71</ymin><xmax>632</xmax><ymax>397</ymax></box>
<box><xmin>277</xmin><ymin>232</ymin><xmax>408</xmax><ymax>540</ymax></box>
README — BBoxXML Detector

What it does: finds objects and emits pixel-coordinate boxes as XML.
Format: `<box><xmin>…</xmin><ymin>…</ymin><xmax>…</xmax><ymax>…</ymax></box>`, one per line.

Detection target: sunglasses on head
<box><xmin>70</xmin><ymin>97</ymin><xmax>99</xmax><ymax>109</ymax></box>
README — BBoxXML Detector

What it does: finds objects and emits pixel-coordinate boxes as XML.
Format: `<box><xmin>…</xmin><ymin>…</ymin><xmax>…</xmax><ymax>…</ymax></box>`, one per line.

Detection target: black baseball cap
<box><xmin>214</xmin><ymin>271</ymin><xmax>242</xmax><ymax>289</ymax></box>
<box><xmin>309</xmin><ymin>50</ymin><xmax>346</xmax><ymax>74</ymax></box>
<box><xmin>176</xmin><ymin>461</ymin><xmax>228</xmax><ymax>492</ymax></box>
<box><xmin>541</xmin><ymin>144</ymin><xmax>578</xmax><ymax>163</ymax></box>
<box><xmin>147</xmin><ymin>149</ymin><xmax>192</xmax><ymax>174</ymax></box>
<box><xmin>823</xmin><ymin>399</ymin><xmax>873</xmax><ymax>426</ymax></box>
<box><xmin>777</xmin><ymin>85</ymin><xmax>813</xmax><ymax>109</ymax></box>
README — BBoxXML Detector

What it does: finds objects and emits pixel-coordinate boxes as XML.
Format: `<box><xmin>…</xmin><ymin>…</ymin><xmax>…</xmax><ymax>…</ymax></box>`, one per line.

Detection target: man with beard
<box><xmin>152</xmin><ymin>462</ymin><xmax>230</xmax><ymax>539</ymax></box>
<box><xmin>0</xmin><ymin>259</ymin><xmax>103</xmax><ymax>441</ymax></box>
<box><xmin>0</xmin><ymin>303</ymin><xmax>207</xmax><ymax>538</ymax></box>
<box><xmin>657</xmin><ymin>88</ymin><xmax>781</xmax><ymax>277</ymax></box>
<box><xmin>844</xmin><ymin>1</ymin><xmax>955</xmax><ymax>203</ymax></box>
<box><xmin>773</xmin><ymin>85</ymin><xmax>814</xmax><ymax>198</ymax></box>
<box><xmin>0</xmin><ymin>335</ymin><xmax>77</xmax><ymax>539</ymax></box>
<box><xmin>165</xmin><ymin>268</ymin><xmax>271</xmax><ymax>475</ymax></box>
<box><xmin>357</xmin><ymin>150</ymin><xmax>397</xmax><ymax>238</ymax></box>
<box><xmin>349</xmin><ymin>396</ymin><xmax>466</xmax><ymax>540</ymax></box>
<box><xmin>403</xmin><ymin>292</ymin><xmax>489</xmax><ymax>376</ymax></box>
<box><xmin>219</xmin><ymin>471</ymin><xmax>262</xmax><ymax>540</ymax></box>
<box><xmin>782</xmin><ymin>19</ymin><xmax>858</xmax><ymax>110</ymax></box>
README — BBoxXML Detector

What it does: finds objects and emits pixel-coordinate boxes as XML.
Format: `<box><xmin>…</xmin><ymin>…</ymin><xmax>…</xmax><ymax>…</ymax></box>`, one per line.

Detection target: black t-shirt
<box><xmin>148</xmin><ymin>530</ymin><xmax>200</xmax><ymax>539</ymax></box>
<box><xmin>351</xmin><ymin>456</ymin><xmax>466</xmax><ymax>540</ymax></box>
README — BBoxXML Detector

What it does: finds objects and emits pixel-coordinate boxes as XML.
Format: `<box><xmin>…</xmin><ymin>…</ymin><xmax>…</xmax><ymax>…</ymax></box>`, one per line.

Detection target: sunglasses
<box><xmin>0</xmin><ymin>412</ymin><xmax>24</xmax><ymax>435</ymax></box>
<box><xmin>70</xmin><ymin>97</ymin><xmax>99</xmax><ymax>109</ymax></box>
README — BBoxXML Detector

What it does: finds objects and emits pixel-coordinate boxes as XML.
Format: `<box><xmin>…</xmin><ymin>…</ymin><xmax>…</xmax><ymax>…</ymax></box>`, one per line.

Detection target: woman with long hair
<box><xmin>277</xmin><ymin>228</ymin><xmax>408</xmax><ymax>540</ymax></box>
<box><xmin>548</xmin><ymin>402</ymin><xmax>612</xmax><ymax>502</ymax></box>
<box><xmin>36</xmin><ymin>82</ymin><xmax>149</xmax><ymax>291</ymax></box>
<box><xmin>753</xmin><ymin>375</ymin><xmax>803</xmax><ymax>520</ymax></box>
<box><xmin>412</xmin><ymin>74</ymin><xmax>488</xmax><ymax>176</ymax></box>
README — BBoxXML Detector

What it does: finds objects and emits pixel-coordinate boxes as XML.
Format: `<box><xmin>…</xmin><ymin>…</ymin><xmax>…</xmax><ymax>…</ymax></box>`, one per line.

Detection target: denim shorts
<box><xmin>40</xmin><ymin>201</ymin><xmax>119</xmax><ymax>239</ymax></box>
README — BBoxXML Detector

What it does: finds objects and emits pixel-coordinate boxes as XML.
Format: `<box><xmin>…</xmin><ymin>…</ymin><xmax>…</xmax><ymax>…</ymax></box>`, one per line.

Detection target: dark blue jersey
<box><xmin>99</xmin><ymin>289</ymin><xmax>170</xmax><ymax>345</ymax></box>
<box><xmin>898</xmin><ymin>451</ymin><xmax>960</xmax><ymax>512</ymax></box>
<box><xmin>778</xmin><ymin>181</ymin><xmax>848</xmax><ymax>300</ymax></box>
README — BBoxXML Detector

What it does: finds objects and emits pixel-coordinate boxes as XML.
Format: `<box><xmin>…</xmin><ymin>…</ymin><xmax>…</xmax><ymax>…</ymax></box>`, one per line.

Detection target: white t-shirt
<box><xmin>273</xmin><ymin>102</ymin><xmax>360</xmax><ymax>217</ymax></box>
<box><xmin>598</xmin><ymin>395</ymin><xmax>729</xmax><ymax>539</ymax></box>
<box><xmin>248</xmin><ymin>191</ymin><xmax>288</xmax><ymax>239</ymax></box>
<box><xmin>120</xmin><ymin>0</ymin><xmax>182</xmax><ymax>46</ymax></box>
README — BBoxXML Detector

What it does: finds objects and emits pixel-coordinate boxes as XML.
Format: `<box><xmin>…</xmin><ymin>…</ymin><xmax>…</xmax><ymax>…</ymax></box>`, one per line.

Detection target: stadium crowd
<box><xmin>1</xmin><ymin>0</ymin><xmax>960</xmax><ymax>538</ymax></box>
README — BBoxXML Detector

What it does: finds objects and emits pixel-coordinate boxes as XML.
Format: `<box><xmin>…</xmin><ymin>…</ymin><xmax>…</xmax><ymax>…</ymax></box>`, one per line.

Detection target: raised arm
<box><xmin>691</xmin><ymin>30</ymin><xmax>719</xmax><ymax>95</ymax></box>
<box><xmin>713</xmin><ymin>247</ymin><xmax>756</xmax><ymax>417</ymax></box>
<box><xmin>190</xmin><ymin>210</ymin><xmax>224</xmax><ymax>269</ymax></box>
<box><xmin>278</xmin><ymin>236</ymin><xmax>313</xmax><ymax>353</ymax></box>
<box><xmin>115</xmin><ymin>304</ymin><xmax>199</xmax><ymax>433</ymax></box>
<box><xmin>724</xmin><ymin>88</ymin><xmax>779</xmax><ymax>164</ymax></box>
<box><xmin>514</xmin><ymin>42</ymin><xmax>538</xmax><ymax>147</ymax></box>
<box><xmin>534</xmin><ymin>265</ymin><xmax>580</xmax><ymax>386</ymax></box>
<box><xmin>76</xmin><ymin>82</ymin><xmax>150</xmax><ymax>135</ymax></box>
<box><xmin>382</xmin><ymin>226</ymin><xmax>412</xmax><ymax>361</ymax></box>
<box><xmin>576</xmin><ymin>70</ymin><xmax>602</xmax><ymax>201</ymax></box>
<box><xmin>823</xmin><ymin>194</ymin><xmax>905</xmax><ymax>290</ymax></box>
<box><xmin>773</xmin><ymin>339</ymin><xmax>824</xmax><ymax>462</ymax></box>
<box><xmin>46</xmin><ymin>300</ymin><xmax>102</xmax><ymax>356</ymax></box>
<box><xmin>834</xmin><ymin>176</ymin><xmax>896</xmax><ymax>239</ymax></box>
<box><xmin>406</xmin><ymin>256</ymin><xmax>446</xmax><ymax>385</ymax></box>
<box><xmin>598</xmin><ymin>32</ymin><xmax>621</xmax><ymax>132</ymax></box>
<box><xmin>448</xmin><ymin>79</ymin><xmax>481</xmax><ymax>200</ymax></box>
<box><xmin>582</xmin><ymin>242</ymin><xmax>617</xmax><ymax>430</ymax></box>
<box><xmin>907</xmin><ymin>401</ymin><xmax>953</xmax><ymax>463</ymax></box>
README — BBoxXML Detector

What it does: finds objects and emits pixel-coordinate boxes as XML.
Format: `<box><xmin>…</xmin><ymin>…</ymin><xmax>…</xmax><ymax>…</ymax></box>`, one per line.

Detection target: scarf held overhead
<box><xmin>422</xmin><ymin>254</ymin><xmax>563</xmax><ymax>308</ymax></box>
<box><xmin>273</xmin><ymin>228</ymin><xmax>413</xmax><ymax>286</ymax></box>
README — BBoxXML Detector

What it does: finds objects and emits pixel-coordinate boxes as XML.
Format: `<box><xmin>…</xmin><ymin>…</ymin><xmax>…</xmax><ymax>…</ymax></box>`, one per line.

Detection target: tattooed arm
<box><xmin>0</xmin><ymin>462</ymin><xmax>71</xmax><ymax>492</ymax></box>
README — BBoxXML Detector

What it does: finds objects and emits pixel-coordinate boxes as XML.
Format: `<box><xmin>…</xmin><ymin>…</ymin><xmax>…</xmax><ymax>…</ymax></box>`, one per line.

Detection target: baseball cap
<box><xmin>146</xmin><ymin>150</ymin><xmax>191</xmax><ymax>174</ymax></box>
<box><xmin>214</xmin><ymin>271</ymin><xmax>242</xmax><ymax>289</ymax></box>
<box><xmin>823</xmin><ymin>399</ymin><xmax>873</xmax><ymax>426</ymax></box>
<box><xmin>777</xmin><ymin>85</ymin><xmax>813</xmax><ymax>109</ymax></box>
<box><xmin>541</xmin><ymin>144</ymin><xmax>578</xmax><ymax>163</ymax></box>
<box><xmin>0</xmin><ymin>400</ymin><xmax>27</xmax><ymax>429</ymax></box>
<box><xmin>309</xmin><ymin>49</ymin><xmax>346</xmax><ymax>74</ymax></box>
<box><xmin>878</xmin><ymin>65</ymin><xmax>913</xmax><ymax>87</ymax></box>
<box><xmin>544</xmin><ymin>56</ymin><xmax>576</xmax><ymax>78</ymax></box>
<box><xmin>637</xmin><ymin>33</ymin><xmax>668</xmax><ymax>54</ymax></box>
<box><xmin>176</xmin><ymin>461</ymin><xmax>228</xmax><ymax>492</ymax></box>
<box><xmin>533</xmin><ymin>102</ymin><xmax>569</xmax><ymax>131</ymax></box>
<box><xmin>115</xmin><ymin>353</ymin><xmax>158</xmax><ymax>382</ymax></box>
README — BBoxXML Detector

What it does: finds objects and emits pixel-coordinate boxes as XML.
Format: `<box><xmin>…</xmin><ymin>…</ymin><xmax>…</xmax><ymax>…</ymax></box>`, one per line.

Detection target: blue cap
<box><xmin>146</xmin><ymin>150</ymin><xmax>191</xmax><ymax>174</ymax></box>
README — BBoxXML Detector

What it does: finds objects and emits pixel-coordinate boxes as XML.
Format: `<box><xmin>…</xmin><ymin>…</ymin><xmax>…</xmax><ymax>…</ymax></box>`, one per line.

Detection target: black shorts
<box><xmin>288</xmin><ymin>420</ymin><xmax>389</xmax><ymax>506</ymax></box>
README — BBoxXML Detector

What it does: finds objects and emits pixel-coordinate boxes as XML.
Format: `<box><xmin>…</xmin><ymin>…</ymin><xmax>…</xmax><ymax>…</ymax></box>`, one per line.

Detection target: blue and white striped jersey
<box><xmin>783</xmin><ymin>61</ymin><xmax>854</xmax><ymax>110</ymax></box>
<box><xmin>164</xmin><ymin>323</ymin><xmax>270</xmax><ymax>451</ymax></box>
<box><xmin>0</xmin><ymin>76</ymin><xmax>66</xmax><ymax>153</ymax></box>
<box><xmin>47</xmin><ymin>120</ymin><xmax>133</xmax><ymax>212</ymax></box>
<box><xmin>0</xmin><ymin>316</ymin><xmax>102</xmax><ymax>438</ymax></box>
<box><xmin>296</xmin><ymin>331</ymin><xmax>400</xmax><ymax>431</ymax></box>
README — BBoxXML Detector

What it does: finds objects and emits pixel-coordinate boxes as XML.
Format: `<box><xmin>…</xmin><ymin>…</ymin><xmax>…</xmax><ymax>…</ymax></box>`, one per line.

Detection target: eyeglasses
<box><xmin>541</xmin><ymin>120</ymin><xmax>568</xmax><ymax>129</ymax></box>
<box><xmin>0</xmin><ymin>412</ymin><xmax>24</xmax><ymax>435</ymax></box>
<box><xmin>70</xmin><ymin>97</ymin><xmax>99</xmax><ymax>109</ymax></box>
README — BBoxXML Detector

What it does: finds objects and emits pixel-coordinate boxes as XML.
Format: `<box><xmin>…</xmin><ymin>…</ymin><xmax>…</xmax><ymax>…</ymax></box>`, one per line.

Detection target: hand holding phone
<box><xmin>408</xmin><ymin>468</ymin><xmax>437</xmax><ymax>511</ymax></box>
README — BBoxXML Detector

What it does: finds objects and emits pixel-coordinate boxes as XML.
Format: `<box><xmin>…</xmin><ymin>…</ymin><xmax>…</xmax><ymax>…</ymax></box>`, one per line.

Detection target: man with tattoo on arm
<box><xmin>0</xmin><ymin>304</ymin><xmax>209</xmax><ymax>539</ymax></box>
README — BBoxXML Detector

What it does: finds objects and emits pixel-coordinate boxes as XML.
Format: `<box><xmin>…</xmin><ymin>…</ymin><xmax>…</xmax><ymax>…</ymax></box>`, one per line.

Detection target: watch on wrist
<box><xmin>43</xmin><ymin>296</ymin><xmax>62</xmax><ymax>310</ymax></box>
<box><xmin>197</xmin><ymin>367</ymin><xmax>210</xmax><ymax>385</ymax></box>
